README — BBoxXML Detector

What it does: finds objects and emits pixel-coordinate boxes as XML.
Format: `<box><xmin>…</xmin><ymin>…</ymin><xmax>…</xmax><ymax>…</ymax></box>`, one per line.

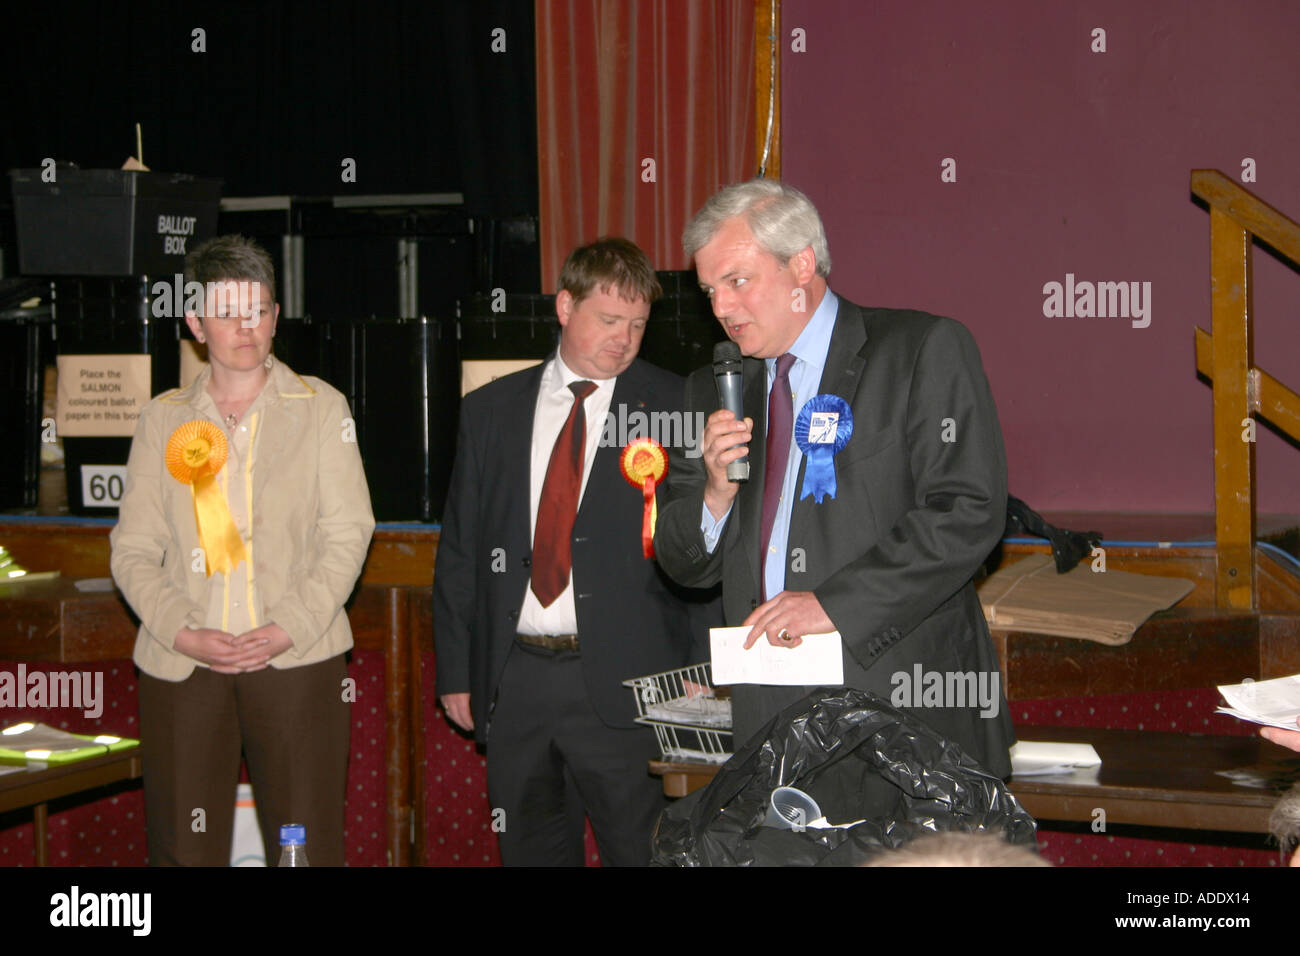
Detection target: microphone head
<box><xmin>713</xmin><ymin>340</ymin><xmax>743</xmax><ymax>373</ymax></box>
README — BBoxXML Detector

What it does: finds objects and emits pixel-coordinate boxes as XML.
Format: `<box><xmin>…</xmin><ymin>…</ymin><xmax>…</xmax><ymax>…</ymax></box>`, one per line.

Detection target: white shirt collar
<box><xmin>552</xmin><ymin>351</ymin><xmax>616</xmax><ymax>393</ymax></box>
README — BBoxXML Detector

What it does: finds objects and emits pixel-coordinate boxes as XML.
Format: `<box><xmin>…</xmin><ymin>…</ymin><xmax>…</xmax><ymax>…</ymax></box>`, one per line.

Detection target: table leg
<box><xmin>408</xmin><ymin>595</ymin><xmax>426</xmax><ymax>867</ymax></box>
<box><xmin>33</xmin><ymin>802</ymin><xmax>48</xmax><ymax>866</ymax></box>
<box><xmin>384</xmin><ymin>587</ymin><xmax>412</xmax><ymax>866</ymax></box>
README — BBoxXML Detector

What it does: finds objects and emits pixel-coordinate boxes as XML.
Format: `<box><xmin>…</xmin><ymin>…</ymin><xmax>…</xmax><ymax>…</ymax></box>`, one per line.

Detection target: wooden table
<box><xmin>651</xmin><ymin>727</ymin><xmax>1298</xmax><ymax>835</ymax></box>
<box><xmin>0</xmin><ymin>576</ymin><xmax>418</xmax><ymax>865</ymax></box>
<box><xmin>0</xmin><ymin>747</ymin><xmax>143</xmax><ymax>865</ymax></box>
<box><xmin>1007</xmin><ymin>727</ymin><xmax>1290</xmax><ymax>833</ymax></box>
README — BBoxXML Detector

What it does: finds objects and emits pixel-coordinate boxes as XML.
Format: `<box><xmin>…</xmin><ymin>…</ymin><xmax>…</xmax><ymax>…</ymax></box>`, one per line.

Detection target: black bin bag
<box><xmin>651</xmin><ymin>688</ymin><xmax>1038</xmax><ymax>866</ymax></box>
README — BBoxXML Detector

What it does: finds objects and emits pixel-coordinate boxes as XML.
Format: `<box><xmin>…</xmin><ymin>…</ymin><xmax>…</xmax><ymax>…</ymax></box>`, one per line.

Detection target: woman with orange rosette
<box><xmin>110</xmin><ymin>236</ymin><xmax>374</xmax><ymax>866</ymax></box>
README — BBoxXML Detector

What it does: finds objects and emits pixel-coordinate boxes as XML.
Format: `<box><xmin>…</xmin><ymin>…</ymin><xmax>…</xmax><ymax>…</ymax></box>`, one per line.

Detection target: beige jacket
<box><xmin>110</xmin><ymin>359</ymin><xmax>375</xmax><ymax>681</ymax></box>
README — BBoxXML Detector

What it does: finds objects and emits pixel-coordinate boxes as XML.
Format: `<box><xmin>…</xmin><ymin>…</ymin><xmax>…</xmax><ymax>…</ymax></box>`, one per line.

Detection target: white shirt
<box><xmin>516</xmin><ymin>352</ymin><xmax>616</xmax><ymax>635</ymax></box>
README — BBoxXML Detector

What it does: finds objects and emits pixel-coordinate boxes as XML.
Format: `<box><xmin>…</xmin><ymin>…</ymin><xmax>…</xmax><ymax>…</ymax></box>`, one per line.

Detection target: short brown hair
<box><xmin>185</xmin><ymin>234</ymin><xmax>277</xmax><ymax>303</ymax></box>
<box><xmin>558</xmin><ymin>237</ymin><xmax>662</xmax><ymax>306</ymax></box>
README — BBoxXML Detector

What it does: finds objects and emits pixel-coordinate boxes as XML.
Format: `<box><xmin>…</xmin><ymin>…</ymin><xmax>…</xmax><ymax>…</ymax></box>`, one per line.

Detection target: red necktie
<box><xmin>759</xmin><ymin>353</ymin><xmax>796</xmax><ymax>601</ymax></box>
<box><xmin>531</xmin><ymin>380</ymin><xmax>598</xmax><ymax>607</ymax></box>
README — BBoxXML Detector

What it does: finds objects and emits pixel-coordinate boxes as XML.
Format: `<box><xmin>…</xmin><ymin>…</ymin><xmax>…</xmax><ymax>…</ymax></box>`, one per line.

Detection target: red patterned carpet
<box><xmin>0</xmin><ymin>657</ymin><xmax>1287</xmax><ymax>866</ymax></box>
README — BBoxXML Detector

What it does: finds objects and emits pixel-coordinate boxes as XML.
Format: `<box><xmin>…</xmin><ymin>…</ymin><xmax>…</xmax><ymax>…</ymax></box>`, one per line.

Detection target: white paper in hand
<box><xmin>710</xmin><ymin>626</ymin><xmax>844</xmax><ymax>686</ymax></box>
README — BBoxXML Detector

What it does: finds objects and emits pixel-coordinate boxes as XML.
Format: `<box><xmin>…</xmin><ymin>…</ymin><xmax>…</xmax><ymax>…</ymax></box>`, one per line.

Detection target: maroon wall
<box><xmin>782</xmin><ymin>0</ymin><xmax>1300</xmax><ymax>514</ymax></box>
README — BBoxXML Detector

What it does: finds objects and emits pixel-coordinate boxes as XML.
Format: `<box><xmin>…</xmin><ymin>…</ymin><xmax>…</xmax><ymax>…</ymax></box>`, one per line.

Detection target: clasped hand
<box><xmin>174</xmin><ymin>624</ymin><xmax>293</xmax><ymax>673</ymax></box>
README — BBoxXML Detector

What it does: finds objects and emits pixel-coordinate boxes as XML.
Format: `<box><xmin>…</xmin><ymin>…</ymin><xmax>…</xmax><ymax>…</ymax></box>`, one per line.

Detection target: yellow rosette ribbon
<box><xmin>165</xmin><ymin>421</ymin><xmax>246</xmax><ymax>577</ymax></box>
<box><xmin>619</xmin><ymin>438</ymin><xmax>668</xmax><ymax>559</ymax></box>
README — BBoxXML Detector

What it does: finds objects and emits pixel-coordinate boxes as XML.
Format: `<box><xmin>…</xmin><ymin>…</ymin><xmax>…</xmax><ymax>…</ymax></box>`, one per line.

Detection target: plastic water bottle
<box><xmin>278</xmin><ymin>824</ymin><xmax>309</xmax><ymax>867</ymax></box>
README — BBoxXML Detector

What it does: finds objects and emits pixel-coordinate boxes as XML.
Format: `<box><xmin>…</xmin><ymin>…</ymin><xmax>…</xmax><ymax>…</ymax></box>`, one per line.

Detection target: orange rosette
<box><xmin>619</xmin><ymin>437</ymin><xmax>668</xmax><ymax>559</ymax></box>
<box><xmin>165</xmin><ymin>421</ymin><xmax>246</xmax><ymax>576</ymax></box>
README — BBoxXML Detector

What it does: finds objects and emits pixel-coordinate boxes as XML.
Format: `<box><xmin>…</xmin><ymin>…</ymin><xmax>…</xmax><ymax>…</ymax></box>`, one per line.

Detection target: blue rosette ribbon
<box><xmin>794</xmin><ymin>394</ymin><xmax>853</xmax><ymax>503</ymax></box>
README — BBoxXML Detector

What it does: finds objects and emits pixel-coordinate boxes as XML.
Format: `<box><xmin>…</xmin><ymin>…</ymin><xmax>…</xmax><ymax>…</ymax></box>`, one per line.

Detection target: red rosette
<box><xmin>619</xmin><ymin>438</ymin><xmax>668</xmax><ymax>559</ymax></box>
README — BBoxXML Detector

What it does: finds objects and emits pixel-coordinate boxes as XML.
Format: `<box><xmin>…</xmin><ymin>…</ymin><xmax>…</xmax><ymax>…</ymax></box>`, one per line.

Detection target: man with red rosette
<box><xmin>434</xmin><ymin>238</ymin><xmax>714</xmax><ymax>866</ymax></box>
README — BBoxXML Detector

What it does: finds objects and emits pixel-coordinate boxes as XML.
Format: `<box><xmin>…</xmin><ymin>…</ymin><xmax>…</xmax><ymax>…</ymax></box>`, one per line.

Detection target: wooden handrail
<box><xmin>1192</xmin><ymin>170</ymin><xmax>1300</xmax><ymax>263</ymax></box>
<box><xmin>1194</xmin><ymin>328</ymin><xmax>1300</xmax><ymax>444</ymax></box>
<box><xmin>1192</xmin><ymin>170</ymin><xmax>1300</xmax><ymax>611</ymax></box>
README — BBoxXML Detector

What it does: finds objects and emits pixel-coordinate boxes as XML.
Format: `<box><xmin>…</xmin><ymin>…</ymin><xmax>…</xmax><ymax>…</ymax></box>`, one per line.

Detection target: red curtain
<box><xmin>536</xmin><ymin>0</ymin><xmax>755</xmax><ymax>290</ymax></box>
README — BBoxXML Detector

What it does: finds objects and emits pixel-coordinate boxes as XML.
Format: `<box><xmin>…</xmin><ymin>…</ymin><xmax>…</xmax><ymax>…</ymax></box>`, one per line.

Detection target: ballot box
<box><xmin>9</xmin><ymin>168</ymin><xmax>221</xmax><ymax>277</ymax></box>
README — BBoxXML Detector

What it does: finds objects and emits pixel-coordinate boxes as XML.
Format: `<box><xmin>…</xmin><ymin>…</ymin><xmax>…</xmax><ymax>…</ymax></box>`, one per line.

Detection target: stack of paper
<box><xmin>1216</xmin><ymin>674</ymin><xmax>1300</xmax><ymax>731</ymax></box>
<box><xmin>1009</xmin><ymin>740</ymin><xmax>1102</xmax><ymax>776</ymax></box>
<box><xmin>710</xmin><ymin>627</ymin><xmax>844</xmax><ymax>686</ymax></box>
<box><xmin>979</xmin><ymin>554</ymin><xmax>1194</xmax><ymax>645</ymax></box>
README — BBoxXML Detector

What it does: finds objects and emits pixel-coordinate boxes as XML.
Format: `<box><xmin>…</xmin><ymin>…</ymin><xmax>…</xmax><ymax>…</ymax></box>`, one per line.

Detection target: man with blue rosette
<box><xmin>653</xmin><ymin>179</ymin><xmax>1014</xmax><ymax>776</ymax></box>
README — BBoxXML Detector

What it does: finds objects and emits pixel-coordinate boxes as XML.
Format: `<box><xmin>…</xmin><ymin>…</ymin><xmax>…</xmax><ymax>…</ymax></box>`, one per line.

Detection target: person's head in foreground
<box><xmin>1270</xmin><ymin>782</ymin><xmax>1300</xmax><ymax>867</ymax></box>
<box><xmin>863</xmin><ymin>830</ymin><xmax>1052</xmax><ymax>867</ymax></box>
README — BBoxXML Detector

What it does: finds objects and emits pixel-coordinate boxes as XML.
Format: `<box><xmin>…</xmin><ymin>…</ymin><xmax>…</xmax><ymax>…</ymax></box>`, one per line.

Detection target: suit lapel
<box><xmin>507</xmin><ymin>360</ymin><xmax>548</xmax><ymax>550</ymax></box>
<box><xmin>251</xmin><ymin>363</ymin><xmax>312</xmax><ymax>510</ymax></box>
<box><xmin>577</xmin><ymin>360</ymin><xmax>639</xmax><ymax>526</ymax></box>
<box><xmin>816</xmin><ymin>298</ymin><xmax>869</xmax><ymax>400</ymax></box>
<box><xmin>739</xmin><ymin>356</ymin><xmax>767</xmax><ymax>591</ymax></box>
<box><xmin>250</xmin><ymin>404</ymin><xmax>285</xmax><ymax>507</ymax></box>
<box><xmin>789</xmin><ymin>297</ymin><xmax>870</xmax><ymax>537</ymax></box>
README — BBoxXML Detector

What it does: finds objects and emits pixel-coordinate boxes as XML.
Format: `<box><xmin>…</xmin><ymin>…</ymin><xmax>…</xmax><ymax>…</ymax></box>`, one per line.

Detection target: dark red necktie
<box><xmin>759</xmin><ymin>353</ymin><xmax>796</xmax><ymax>601</ymax></box>
<box><xmin>531</xmin><ymin>380</ymin><xmax>597</xmax><ymax>607</ymax></box>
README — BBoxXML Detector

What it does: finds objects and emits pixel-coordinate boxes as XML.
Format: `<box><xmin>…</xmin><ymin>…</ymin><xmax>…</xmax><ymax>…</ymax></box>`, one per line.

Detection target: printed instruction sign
<box><xmin>56</xmin><ymin>354</ymin><xmax>151</xmax><ymax>437</ymax></box>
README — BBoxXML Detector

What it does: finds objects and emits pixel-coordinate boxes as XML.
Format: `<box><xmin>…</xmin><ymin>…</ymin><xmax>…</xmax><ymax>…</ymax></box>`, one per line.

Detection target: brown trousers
<box><xmin>137</xmin><ymin>655</ymin><xmax>350</xmax><ymax>866</ymax></box>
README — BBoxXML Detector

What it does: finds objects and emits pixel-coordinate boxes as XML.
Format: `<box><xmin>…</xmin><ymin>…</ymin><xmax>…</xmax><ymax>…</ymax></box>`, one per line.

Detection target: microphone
<box><xmin>713</xmin><ymin>341</ymin><xmax>749</xmax><ymax>482</ymax></box>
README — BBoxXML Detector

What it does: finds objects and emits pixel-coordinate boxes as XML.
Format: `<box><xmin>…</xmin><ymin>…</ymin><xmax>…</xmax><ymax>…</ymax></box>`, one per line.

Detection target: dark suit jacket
<box><xmin>654</xmin><ymin>297</ymin><xmax>1014</xmax><ymax>777</ymax></box>
<box><xmin>434</xmin><ymin>355</ymin><xmax>712</xmax><ymax>743</ymax></box>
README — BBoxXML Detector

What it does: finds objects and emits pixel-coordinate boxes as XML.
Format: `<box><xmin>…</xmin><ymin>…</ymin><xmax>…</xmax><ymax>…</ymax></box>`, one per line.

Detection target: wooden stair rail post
<box><xmin>1207</xmin><ymin>203</ymin><xmax>1256</xmax><ymax>610</ymax></box>
<box><xmin>1191</xmin><ymin>170</ymin><xmax>1300</xmax><ymax>610</ymax></box>
<box><xmin>755</xmin><ymin>0</ymin><xmax>781</xmax><ymax>178</ymax></box>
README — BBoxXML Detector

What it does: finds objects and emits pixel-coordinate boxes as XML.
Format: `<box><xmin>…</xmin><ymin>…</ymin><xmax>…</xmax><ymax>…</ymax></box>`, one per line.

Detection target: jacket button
<box><xmin>521</xmin><ymin>557</ymin><xmax>531</xmax><ymax>568</ymax></box>
<box><xmin>507</xmin><ymin>610</ymin><xmax>517</xmax><ymax>620</ymax></box>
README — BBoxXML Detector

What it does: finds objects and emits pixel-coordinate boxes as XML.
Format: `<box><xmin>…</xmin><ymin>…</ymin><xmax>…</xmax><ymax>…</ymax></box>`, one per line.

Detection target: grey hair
<box><xmin>863</xmin><ymin>830</ymin><xmax>1052</xmax><ymax>868</ymax></box>
<box><xmin>682</xmin><ymin>179</ymin><xmax>831</xmax><ymax>277</ymax></box>
<box><xmin>1270</xmin><ymin>782</ymin><xmax>1300</xmax><ymax>861</ymax></box>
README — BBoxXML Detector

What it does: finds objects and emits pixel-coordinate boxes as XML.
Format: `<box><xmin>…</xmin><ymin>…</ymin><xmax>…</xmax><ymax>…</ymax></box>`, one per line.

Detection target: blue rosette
<box><xmin>794</xmin><ymin>394</ymin><xmax>853</xmax><ymax>503</ymax></box>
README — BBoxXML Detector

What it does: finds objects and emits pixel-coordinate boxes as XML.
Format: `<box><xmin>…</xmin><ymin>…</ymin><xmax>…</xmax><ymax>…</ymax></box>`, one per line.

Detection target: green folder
<box><xmin>0</xmin><ymin>721</ymin><xmax>140</xmax><ymax>765</ymax></box>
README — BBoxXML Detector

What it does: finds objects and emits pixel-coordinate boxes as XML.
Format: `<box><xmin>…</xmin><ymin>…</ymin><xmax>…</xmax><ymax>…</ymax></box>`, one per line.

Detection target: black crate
<box><xmin>9</xmin><ymin>169</ymin><xmax>221</xmax><ymax>276</ymax></box>
<box><xmin>350</xmin><ymin>317</ymin><xmax>460</xmax><ymax>523</ymax></box>
<box><xmin>0</xmin><ymin>302</ymin><xmax>53</xmax><ymax>509</ymax></box>
<box><xmin>457</xmin><ymin>292</ymin><xmax>558</xmax><ymax>363</ymax></box>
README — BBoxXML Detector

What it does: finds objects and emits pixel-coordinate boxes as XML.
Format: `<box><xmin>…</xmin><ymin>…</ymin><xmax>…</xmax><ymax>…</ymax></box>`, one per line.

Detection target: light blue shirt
<box><xmin>701</xmin><ymin>290</ymin><xmax>839</xmax><ymax>599</ymax></box>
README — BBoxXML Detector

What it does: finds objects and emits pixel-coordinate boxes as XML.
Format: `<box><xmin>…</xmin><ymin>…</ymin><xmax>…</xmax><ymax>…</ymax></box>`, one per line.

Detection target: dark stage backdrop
<box><xmin>782</xmin><ymin>0</ymin><xmax>1300</xmax><ymax>515</ymax></box>
<box><xmin>2</xmin><ymin>0</ymin><xmax>540</xmax><ymax>307</ymax></box>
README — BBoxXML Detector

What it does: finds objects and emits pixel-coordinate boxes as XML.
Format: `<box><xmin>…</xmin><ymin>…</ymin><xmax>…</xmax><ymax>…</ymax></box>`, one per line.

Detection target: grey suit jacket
<box><xmin>654</xmin><ymin>296</ymin><xmax>1014</xmax><ymax>777</ymax></box>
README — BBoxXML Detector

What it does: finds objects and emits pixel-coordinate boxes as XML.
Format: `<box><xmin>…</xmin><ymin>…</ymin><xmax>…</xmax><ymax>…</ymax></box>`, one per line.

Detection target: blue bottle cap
<box><xmin>279</xmin><ymin>824</ymin><xmax>306</xmax><ymax>845</ymax></box>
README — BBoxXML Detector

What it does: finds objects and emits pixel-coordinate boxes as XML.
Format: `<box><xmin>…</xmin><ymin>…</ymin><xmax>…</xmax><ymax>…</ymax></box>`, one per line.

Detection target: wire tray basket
<box><xmin>623</xmin><ymin>662</ymin><xmax>733</xmax><ymax>765</ymax></box>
